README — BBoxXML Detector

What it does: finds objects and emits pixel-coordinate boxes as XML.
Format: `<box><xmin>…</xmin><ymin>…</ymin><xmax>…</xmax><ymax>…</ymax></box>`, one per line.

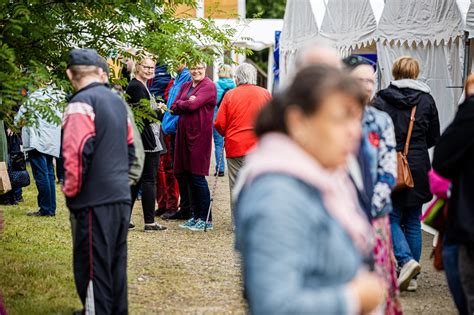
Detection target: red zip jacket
<box><xmin>214</xmin><ymin>84</ymin><xmax>271</xmax><ymax>158</ymax></box>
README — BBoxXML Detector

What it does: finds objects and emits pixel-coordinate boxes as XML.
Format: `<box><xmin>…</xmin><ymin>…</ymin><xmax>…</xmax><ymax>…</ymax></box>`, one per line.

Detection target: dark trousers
<box><xmin>459</xmin><ymin>244</ymin><xmax>474</xmax><ymax>315</ymax></box>
<box><xmin>156</xmin><ymin>135</ymin><xmax>179</xmax><ymax>211</ymax></box>
<box><xmin>55</xmin><ymin>155</ymin><xmax>64</xmax><ymax>183</ymax></box>
<box><xmin>72</xmin><ymin>203</ymin><xmax>130</xmax><ymax>315</ymax></box>
<box><xmin>29</xmin><ymin>150</ymin><xmax>56</xmax><ymax>215</ymax></box>
<box><xmin>131</xmin><ymin>152</ymin><xmax>160</xmax><ymax>224</ymax></box>
<box><xmin>442</xmin><ymin>240</ymin><xmax>468</xmax><ymax>315</ymax></box>
<box><xmin>175</xmin><ymin>172</ymin><xmax>211</xmax><ymax>221</ymax></box>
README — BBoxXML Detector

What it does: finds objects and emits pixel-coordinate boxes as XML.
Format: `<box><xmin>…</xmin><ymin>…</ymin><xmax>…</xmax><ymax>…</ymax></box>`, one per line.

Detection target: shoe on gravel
<box><xmin>165</xmin><ymin>209</ymin><xmax>192</xmax><ymax>221</ymax></box>
<box><xmin>144</xmin><ymin>222</ymin><xmax>167</xmax><ymax>231</ymax></box>
<box><xmin>26</xmin><ymin>210</ymin><xmax>54</xmax><ymax>217</ymax></box>
<box><xmin>155</xmin><ymin>208</ymin><xmax>168</xmax><ymax>217</ymax></box>
<box><xmin>179</xmin><ymin>218</ymin><xmax>197</xmax><ymax>229</ymax></box>
<box><xmin>398</xmin><ymin>259</ymin><xmax>420</xmax><ymax>291</ymax></box>
<box><xmin>407</xmin><ymin>279</ymin><xmax>418</xmax><ymax>292</ymax></box>
<box><xmin>189</xmin><ymin>220</ymin><xmax>213</xmax><ymax>231</ymax></box>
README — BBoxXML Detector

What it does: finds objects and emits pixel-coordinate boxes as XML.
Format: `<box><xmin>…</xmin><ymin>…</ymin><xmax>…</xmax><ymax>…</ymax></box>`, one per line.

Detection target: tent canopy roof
<box><xmin>319</xmin><ymin>0</ymin><xmax>378</xmax><ymax>51</ymax></box>
<box><xmin>280</xmin><ymin>0</ymin><xmax>319</xmax><ymax>52</ymax></box>
<box><xmin>377</xmin><ymin>0</ymin><xmax>470</xmax><ymax>45</ymax></box>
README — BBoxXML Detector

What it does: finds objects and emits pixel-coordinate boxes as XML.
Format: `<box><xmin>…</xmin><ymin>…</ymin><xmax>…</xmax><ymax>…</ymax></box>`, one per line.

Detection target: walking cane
<box><xmin>205</xmin><ymin>142</ymin><xmax>225</xmax><ymax>232</ymax></box>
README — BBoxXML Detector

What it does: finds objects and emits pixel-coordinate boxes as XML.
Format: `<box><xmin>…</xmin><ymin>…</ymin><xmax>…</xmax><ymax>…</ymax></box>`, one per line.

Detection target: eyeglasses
<box><xmin>190</xmin><ymin>66</ymin><xmax>205</xmax><ymax>71</ymax></box>
<box><xmin>139</xmin><ymin>64</ymin><xmax>155</xmax><ymax>71</ymax></box>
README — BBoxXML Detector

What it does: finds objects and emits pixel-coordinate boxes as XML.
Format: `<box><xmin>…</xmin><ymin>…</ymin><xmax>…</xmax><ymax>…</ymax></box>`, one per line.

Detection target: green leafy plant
<box><xmin>0</xmin><ymin>0</ymin><xmax>249</xmax><ymax>129</ymax></box>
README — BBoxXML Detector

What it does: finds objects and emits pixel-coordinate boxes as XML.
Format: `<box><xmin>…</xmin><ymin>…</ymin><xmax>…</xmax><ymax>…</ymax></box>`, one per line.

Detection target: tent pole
<box><xmin>464</xmin><ymin>31</ymin><xmax>470</xmax><ymax>83</ymax></box>
<box><xmin>267</xmin><ymin>45</ymin><xmax>274</xmax><ymax>93</ymax></box>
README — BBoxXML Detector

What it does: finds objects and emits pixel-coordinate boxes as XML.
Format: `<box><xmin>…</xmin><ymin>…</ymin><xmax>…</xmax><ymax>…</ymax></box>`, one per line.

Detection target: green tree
<box><xmin>246</xmin><ymin>0</ymin><xmax>287</xmax><ymax>19</ymax></box>
<box><xmin>245</xmin><ymin>0</ymin><xmax>286</xmax><ymax>74</ymax></box>
<box><xmin>0</xmin><ymin>0</ymin><xmax>246</xmax><ymax>128</ymax></box>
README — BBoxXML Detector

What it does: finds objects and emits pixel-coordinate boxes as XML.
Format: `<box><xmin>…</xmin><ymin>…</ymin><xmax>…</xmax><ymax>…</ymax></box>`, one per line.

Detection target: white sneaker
<box><xmin>398</xmin><ymin>259</ymin><xmax>421</xmax><ymax>291</ymax></box>
<box><xmin>407</xmin><ymin>279</ymin><xmax>418</xmax><ymax>292</ymax></box>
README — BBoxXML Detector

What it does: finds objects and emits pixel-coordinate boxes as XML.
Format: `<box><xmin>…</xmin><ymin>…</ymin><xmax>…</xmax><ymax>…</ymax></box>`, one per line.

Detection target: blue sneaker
<box><xmin>179</xmin><ymin>218</ymin><xmax>197</xmax><ymax>229</ymax></box>
<box><xmin>189</xmin><ymin>220</ymin><xmax>213</xmax><ymax>231</ymax></box>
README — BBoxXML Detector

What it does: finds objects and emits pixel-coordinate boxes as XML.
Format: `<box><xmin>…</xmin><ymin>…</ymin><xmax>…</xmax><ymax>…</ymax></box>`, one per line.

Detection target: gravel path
<box><xmin>127</xmin><ymin>170</ymin><xmax>457</xmax><ymax>314</ymax></box>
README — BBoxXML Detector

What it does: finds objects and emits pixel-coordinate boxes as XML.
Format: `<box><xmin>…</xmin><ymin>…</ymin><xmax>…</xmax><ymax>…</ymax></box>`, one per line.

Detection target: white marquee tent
<box><xmin>280</xmin><ymin>0</ymin><xmax>474</xmax><ymax>130</ymax></box>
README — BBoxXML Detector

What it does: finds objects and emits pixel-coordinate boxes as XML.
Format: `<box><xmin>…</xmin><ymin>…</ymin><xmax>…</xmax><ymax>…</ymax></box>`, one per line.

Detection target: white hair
<box><xmin>295</xmin><ymin>39</ymin><xmax>342</xmax><ymax>70</ymax></box>
<box><xmin>235</xmin><ymin>63</ymin><xmax>257</xmax><ymax>86</ymax></box>
<box><xmin>218</xmin><ymin>64</ymin><xmax>233</xmax><ymax>78</ymax></box>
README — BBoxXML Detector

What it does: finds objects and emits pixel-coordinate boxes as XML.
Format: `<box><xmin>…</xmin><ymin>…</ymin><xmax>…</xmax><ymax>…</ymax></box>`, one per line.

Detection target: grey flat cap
<box><xmin>68</xmin><ymin>48</ymin><xmax>100</xmax><ymax>68</ymax></box>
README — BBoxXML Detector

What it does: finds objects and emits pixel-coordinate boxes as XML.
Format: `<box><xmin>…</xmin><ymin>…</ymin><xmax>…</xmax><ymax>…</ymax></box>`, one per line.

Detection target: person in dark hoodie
<box><xmin>372</xmin><ymin>56</ymin><xmax>440</xmax><ymax>292</ymax></box>
<box><xmin>432</xmin><ymin>77</ymin><xmax>474</xmax><ymax>315</ymax></box>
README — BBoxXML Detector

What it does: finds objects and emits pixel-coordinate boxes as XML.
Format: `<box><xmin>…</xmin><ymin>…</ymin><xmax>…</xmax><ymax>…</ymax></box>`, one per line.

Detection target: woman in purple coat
<box><xmin>170</xmin><ymin>63</ymin><xmax>217</xmax><ymax>231</ymax></box>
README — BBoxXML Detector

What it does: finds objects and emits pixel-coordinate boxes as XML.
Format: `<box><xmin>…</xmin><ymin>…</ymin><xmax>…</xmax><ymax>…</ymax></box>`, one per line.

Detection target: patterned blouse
<box><xmin>362</xmin><ymin>106</ymin><xmax>397</xmax><ymax>218</ymax></box>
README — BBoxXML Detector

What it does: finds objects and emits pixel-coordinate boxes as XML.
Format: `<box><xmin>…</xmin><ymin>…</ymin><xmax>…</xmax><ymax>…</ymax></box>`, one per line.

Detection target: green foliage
<box><xmin>0</xmin><ymin>0</ymin><xmax>247</xmax><ymax>128</ymax></box>
<box><xmin>246</xmin><ymin>0</ymin><xmax>287</xmax><ymax>19</ymax></box>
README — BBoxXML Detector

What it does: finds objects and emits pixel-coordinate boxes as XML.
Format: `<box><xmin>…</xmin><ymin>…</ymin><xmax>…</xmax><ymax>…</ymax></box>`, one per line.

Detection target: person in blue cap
<box><xmin>63</xmin><ymin>48</ymin><xmax>135</xmax><ymax>314</ymax></box>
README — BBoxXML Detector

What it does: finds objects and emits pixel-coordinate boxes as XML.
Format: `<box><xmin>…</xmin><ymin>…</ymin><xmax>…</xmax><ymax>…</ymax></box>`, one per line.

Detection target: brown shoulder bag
<box><xmin>394</xmin><ymin>106</ymin><xmax>417</xmax><ymax>191</ymax></box>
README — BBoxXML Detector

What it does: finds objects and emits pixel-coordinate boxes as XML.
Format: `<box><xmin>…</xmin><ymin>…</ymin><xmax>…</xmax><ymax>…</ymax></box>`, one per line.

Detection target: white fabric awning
<box><xmin>280</xmin><ymin>0</ymin><xmax>319</xmax><ymax>53</ymax></box>
<box><xmin>212</xmin><ymin>19</ymin><xmax>283</xmax><ymax>51</ymax></box>
<box><xmin>377</xmin><ymin>0</ymin><xmax>465</xmax><ymax>46</ymax></box>
<box><xmin>319</xmin><ymin>0</ymin><xmax>378</xmax><ymax>51</ymax></box>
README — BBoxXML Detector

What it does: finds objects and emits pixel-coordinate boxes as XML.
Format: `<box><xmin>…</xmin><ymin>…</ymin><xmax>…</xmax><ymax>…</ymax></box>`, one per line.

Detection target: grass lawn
<box><xmin>0</xmin><ymin>176</ymin><xmax>81</xmax><ymax>314</ymax></box>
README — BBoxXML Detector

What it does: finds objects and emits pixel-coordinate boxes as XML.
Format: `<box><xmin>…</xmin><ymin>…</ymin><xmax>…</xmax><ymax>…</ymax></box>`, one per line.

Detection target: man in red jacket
<box><xmin>214</xmin><ymin>63</ymin><xmax>271</xmax><ymax>218</ymax></box>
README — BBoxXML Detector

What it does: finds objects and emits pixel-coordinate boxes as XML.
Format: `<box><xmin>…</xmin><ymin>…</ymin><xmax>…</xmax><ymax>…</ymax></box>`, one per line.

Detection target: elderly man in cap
<box><xmin>63</xmin><ymin>48</ymin><xmax>135</xmax><ymax>314</ymax></box>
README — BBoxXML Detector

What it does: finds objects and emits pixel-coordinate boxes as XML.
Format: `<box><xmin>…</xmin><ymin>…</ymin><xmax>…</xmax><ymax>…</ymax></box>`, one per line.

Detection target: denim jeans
<box><xmin>176</xmin><ymin>172</ymin><xmax>211</xmax><ymax>221</ymax></box>
<box><xmin>389</xmin><ymin>205</ymin><xmax>422</xmax><ymax>266</ymax></box>
<box><xmin>442</xmin><ymin>240</ymin><xmax>468</xmax><ymax>315</ymax></box>
<box><xmin>459</xmin><ymin>244</ymin><xmax>474</xmax><ymax>315</ymax></box>
<box><xmin>29</xmin><ymin>150</ymin><xmax>56</xmax><ymax>215</ymax></box>
<box><xmin>213</xmin><ymin>128</ymin><xmax>225</xmax><ymax>173</ymax></box>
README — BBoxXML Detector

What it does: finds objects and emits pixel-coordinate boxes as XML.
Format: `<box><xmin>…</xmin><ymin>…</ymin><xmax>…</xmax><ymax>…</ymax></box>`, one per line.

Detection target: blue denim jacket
<box><xmin>235</xmin><ymin>174</ymin><xmax>362</xmax><ymax>314</ymax></box>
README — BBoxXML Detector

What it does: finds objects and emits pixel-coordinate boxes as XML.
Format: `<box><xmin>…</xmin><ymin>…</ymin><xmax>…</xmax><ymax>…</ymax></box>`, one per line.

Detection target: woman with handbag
<box><xmin>126</xmin><ymin>56</ymin><xmax>167</xmax><ymax>232</ymax></box>
<box><xmin>372</xmin><ymin>56</ymin><xmax>440</xmax><ymax>292</ymax></box>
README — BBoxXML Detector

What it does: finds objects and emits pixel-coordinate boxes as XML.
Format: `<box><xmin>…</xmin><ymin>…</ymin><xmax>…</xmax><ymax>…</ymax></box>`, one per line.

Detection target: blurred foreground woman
<box><xmin>234</xmin><ymin>66</ymin><xmax>384</xmax><ymax>314</ymax></box>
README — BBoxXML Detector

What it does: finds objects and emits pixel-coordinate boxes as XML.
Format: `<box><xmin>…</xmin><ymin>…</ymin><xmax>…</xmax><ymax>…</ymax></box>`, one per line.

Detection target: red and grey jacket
<box><xmin>62</xmin><ymin>82</ymin><xmax>134</xmax><ymax>210</ymax></box>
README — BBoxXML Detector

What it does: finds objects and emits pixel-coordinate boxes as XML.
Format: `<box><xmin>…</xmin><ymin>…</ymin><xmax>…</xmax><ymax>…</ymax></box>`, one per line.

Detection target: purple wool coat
<box><xmin>171</xmin><ymin>77</ymin><xmax>217</xmax><ymax>176</ymax></box>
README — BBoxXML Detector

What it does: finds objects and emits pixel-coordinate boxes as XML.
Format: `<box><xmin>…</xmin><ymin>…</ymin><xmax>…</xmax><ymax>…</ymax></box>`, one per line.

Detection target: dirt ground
<box><xmin>128</xmin><ymin>169</ymin><xmax>457</xmax><ymax>314</ymax></box>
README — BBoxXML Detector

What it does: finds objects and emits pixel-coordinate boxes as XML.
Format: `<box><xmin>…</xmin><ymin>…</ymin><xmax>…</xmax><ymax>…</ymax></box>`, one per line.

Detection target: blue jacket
<box><xmin>215</xmin><ymin>78</ymin><xmax>236</xmax><ymax>105</ymax></box>
<box><xmin>149</xmin><ymin>64</ymin><xmax>171</xmax><ymax>101</ymax></box>
<box><xmin>214</xmin><ymin>78</ymin><xmax>236</xmax><ymax>118</ymax></box>
<box><xmin>236</xmin><ymin>174</ymin><xmax>362</xmax><ymax>315</ymax></box>
<box><xmin>162</xmin><ymin>68</ymin><xmax>192</xmax><ymax>135</ymax></box>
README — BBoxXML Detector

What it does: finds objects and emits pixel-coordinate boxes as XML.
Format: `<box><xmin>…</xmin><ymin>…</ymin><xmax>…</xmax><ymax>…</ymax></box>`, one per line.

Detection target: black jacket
<box><xmin>63</xmin><ymin>83</ymin><xmax>133</xmax><ymax>209</ymax></box>
<box><xmin>126</xmin><ymin>78</ymin><xmax>162</xmax><ymax>152</ymax></box>
<box><xmin>372</xmin><ymin>81</ymin><xmax>440</xmax><ymax>208</ymax></box>
<box><xmin>433</xmin><ymin>96</ymin><xmax>474</xmax><ymax>245</ymax></box>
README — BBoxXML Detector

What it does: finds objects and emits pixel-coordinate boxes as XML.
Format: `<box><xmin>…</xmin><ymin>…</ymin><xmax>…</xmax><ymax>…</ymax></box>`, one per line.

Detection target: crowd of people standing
<box><xmin>1</xmin><ymin>42</ymin><xmax>474</xmax><ymax>314</ymax></box>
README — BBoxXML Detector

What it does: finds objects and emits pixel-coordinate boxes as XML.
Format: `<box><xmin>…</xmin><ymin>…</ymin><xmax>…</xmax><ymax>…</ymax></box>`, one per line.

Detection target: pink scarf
<box><xmin>237</xmin><ymin>133</ymin><xmax>374</xmax><ymax>254</ymax></box>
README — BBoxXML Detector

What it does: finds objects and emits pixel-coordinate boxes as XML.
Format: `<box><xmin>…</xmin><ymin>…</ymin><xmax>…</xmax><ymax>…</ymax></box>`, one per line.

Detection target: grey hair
<box><xmin>218</xmin><ymin>64</ymin><xmax>233</xmax><ymax>78</ymax></box>
<box><xmin>235</xmin><ymin>63</ymin><xmax>257</xmax><ymax>85</ymax></box>
<box><xmin>295</xmin><ymin>39</ymin><xmax>342</xmax><ymax>70</ymax></box>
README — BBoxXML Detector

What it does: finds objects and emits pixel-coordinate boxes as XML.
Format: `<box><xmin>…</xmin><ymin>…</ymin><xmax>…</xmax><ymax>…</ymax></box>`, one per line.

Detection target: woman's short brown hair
<box><xmin>392</xmin><ymin>56</ymin><xmax>420</xmax><ymax>80</ymax></box>
<box><xmin>464</xmin><ymin>73</ymin><xmax>474</xmax><ymax>97</ymax></box>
